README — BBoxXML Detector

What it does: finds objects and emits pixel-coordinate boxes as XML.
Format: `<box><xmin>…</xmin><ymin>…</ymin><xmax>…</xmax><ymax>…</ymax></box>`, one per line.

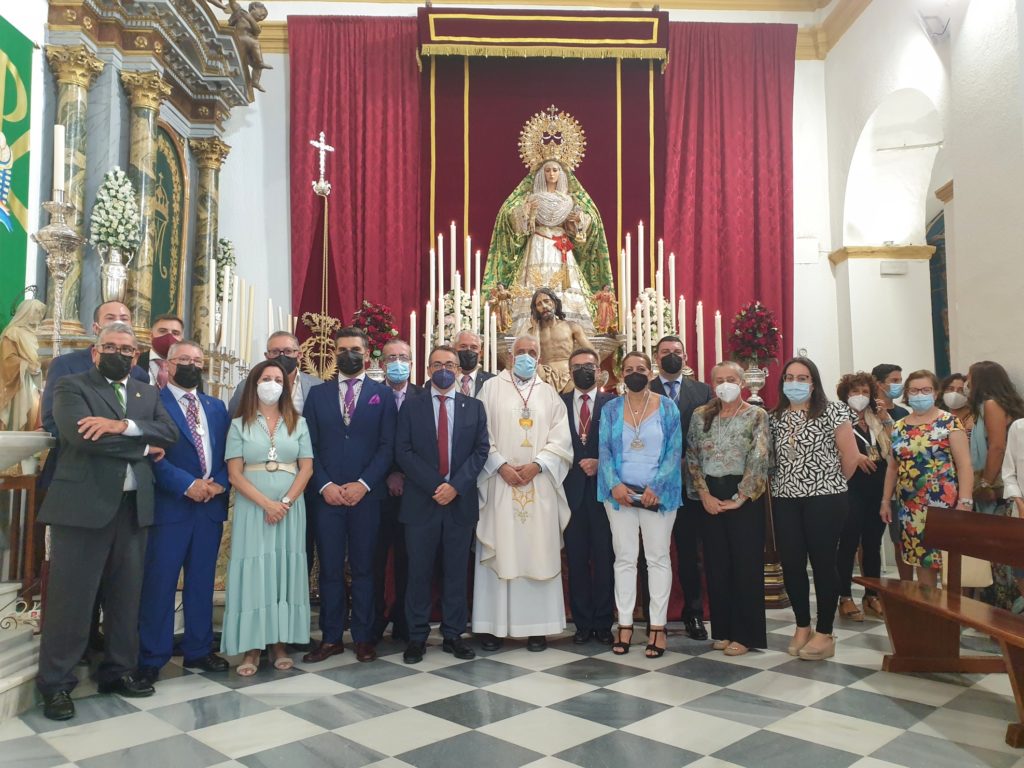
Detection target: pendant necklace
<box><xmin>626</xmin><ymin>390</ymin><xmax>651</xmax><ymax>450</ymax></box>
<box><xmin>256</xmin><ymin>413</ymin><xmax>281</xmax><ymax>471</ymax></box>
<box><xmin>512</xmin><ymin>374</ymin><xmax>537</xmax><ymax>423</ymax></box>
<box><xmin>855</xmin><ymin>421</ymin><xmax>880</xmax><ymax>462</ymax></box>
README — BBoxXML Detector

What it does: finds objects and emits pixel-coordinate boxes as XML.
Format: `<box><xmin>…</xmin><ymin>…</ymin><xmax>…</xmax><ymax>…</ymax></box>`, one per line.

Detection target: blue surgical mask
<box><xmin>431</xmin><ymin>368</ymin><xmax>456</xmax><ymax>390</ymax></box>
<box><xmin>386</xmin><ymin>360</ymin><xmax>410</xmax><ymax>383</ymax></box>
<box><xmin>887</xmin><ymin>382</ymin><xmax>904</xmax><ymax>399</ymax></box>
<box><xmin>514</xmin><ymin>354</ymin><xmax>537</xmax><ymax>380</ymax></box>
<box><xmin>783</xmin><ymin>381</ymin><xmax>811</xmax><ymax>404</ymax></box>
<box><xmin>908</xmin><ymin>394</ymin><xmax>935</xmax><ymax>413</ymax></box>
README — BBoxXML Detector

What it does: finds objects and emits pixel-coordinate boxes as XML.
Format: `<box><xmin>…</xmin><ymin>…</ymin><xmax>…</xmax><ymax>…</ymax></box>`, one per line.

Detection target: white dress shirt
<box><xmin>320</xmin><ymin>372</ymin><xmax>370</xmax><ymax>494</ymax></box>
<box><xmin>572</xmin><ymin>386</ymin><xmax>598</xmax><ymax>428</ymax></box>
<box><xmin>167</xmin><ymin>382</ymin><xmax>213</xmax><ymax>480</ymax></box>
<box><xmin>105</xmin><ymin>375</ymin><xmax>144</xmax><ymax>491</ymax></box>
<box><xmin>290</xmin><ymin>372</ymin><xmax>305</xmax><ymax>414</ymax></box>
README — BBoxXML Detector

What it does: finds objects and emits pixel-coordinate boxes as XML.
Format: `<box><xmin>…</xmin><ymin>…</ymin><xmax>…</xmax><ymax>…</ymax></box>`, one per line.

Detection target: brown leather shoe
<box><xmin>302</xmin><ymin>641</ymin><xmax>344</xmax><ymax>663</ymax></box>
<box><xmin>354</xmin><ymin>642</ymin><xmax>377</xmax><ymax>662</ymax></box>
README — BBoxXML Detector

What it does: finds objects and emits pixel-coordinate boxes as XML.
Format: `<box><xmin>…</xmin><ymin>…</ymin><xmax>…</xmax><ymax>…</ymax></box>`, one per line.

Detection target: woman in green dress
<box><xmin>222</xmin><ymin>359</ymin><xmax>314</xmax><ymax>675</ymax></box>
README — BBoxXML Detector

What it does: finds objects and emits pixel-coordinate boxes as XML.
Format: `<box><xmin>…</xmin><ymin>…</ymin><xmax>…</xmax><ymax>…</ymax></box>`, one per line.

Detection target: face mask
<box><xmin>172</xmin><ymin>364</ymin><xmax>203</xmax><ymax>390</ymax></box>
<box><xmin>887</xmin><ymin>382</ymin><xmax>904</xmax><ymax>399</ymax></box>
<box><xmin>572</xmin><ymin>367</ymin><xmax>596</xmax><ymax>391</ymax></box>
<box><xmin>908</xmin><ymin>394</ymin><xmax>935</xmax><ymax>413</ymax></box>
<box><xmin>659</xmin><ymin>353</ymin><xmax>683</xmax><ymax>375</ymax></box>
<box><xmin>274</xmin><ymin>354</ymin><xmax>298</xmax><ymax>375</ymax></box>
<box><xmin>716</xmin><ymin>382</ymin><xmax>741</xmax><ymax>403</ymax></box>
<box><xmin>257</xmin><ymin>380</ymin><xmax>283</xmax><ymax>405</ymax></box>
<box><xmin>431</xmin><ymin>368</ymin><xmax>456</xmax><ymax>390</ymax></box>
<box><xmin>847</xmin><ymin>394</ymin><xmax>870</xmax><ymax>413</ymax></box>
<box><xmin>624</xmin><ymin>372</ymin><xmax>649</xmax><ymax>393</ymax></box>
<box><xmin>513</xmin><ymin>354</ymin><xmax>537</xmax><ymax>380</ymax></box>
<box><xmin>337</xmin><ymin>349</ymin><xmax>364</xmax><ymax>376</ymax></box>
<box><xmin>943</xmin><ymin>391</ymin><xmax>968</xmax><ymax>410</ymax></box>
<box><xmin>783</xmin><ymin>381</ymin><xmax>811</xmax><ymax>404</ymax></box>
<box><xmin>150</xmin><ymin>333</ymin><xmax>176</xmax><ymax>358</ymax></box>
<box><xmin>386</xmin><ymin>360</ymin><xmax>410</xmax><ymax>383</ymax></box>
<box><xmin>98</xmin><ymin>352</ymin><xmax>133</xmax><ymax>381</ymax></box>
<box><xmin>458</xmin><ymin>350</ymin><xmax>479</xmax><ymax>371</ymax></box>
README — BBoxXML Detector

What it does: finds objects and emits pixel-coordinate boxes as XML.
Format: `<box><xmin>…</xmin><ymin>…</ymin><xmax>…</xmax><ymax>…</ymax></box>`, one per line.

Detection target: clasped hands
<box><xmin>499</xmin><ymin>462</ymin><xmax>540</xmax><ymax>487</ymax></box>
<box><xmin>611</xmin><ymin>483</ymin><xmax>660</xmax><ymax>509</ymax></box>
<box><xmin>322</xmin><ymin>481</ymin><xmax>368</xmax><ymax>506</ymax></box>
<box><xmin>185</xmin><ymin>478</ymin><xmax>227</xmax><ymax>503</ymax></box>
<box><xmin>700</xmin><ymin>491</ymin><xmax>743</xmax><ymax>515</ymax></box>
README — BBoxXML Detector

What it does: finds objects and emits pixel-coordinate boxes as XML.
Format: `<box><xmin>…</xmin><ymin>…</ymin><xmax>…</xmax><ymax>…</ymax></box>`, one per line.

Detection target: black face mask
<box><xmin>337</xmin><ymin>349</ymin><xmax>364</xmax><ymax>375</ymax></box>
<box><xmin>275</xmin><ymin>354</ymin><xmax>299</xmax><ymax>375</ymax></box>
<box><xmin>624</xmin><ymin>372</ymin><xmax>649</xmax><ymax>393</ymax></box>
<box><xmin>458</xmin><ymin>349</ymin><xmax>479</xmax><ymax>371</ymax></box>
<box><xmin>172</xmin><ymin>364</ymin><xmax>203</xmax><ymax>390</ymax></box>
<box><xmin>660</xmin><ymin>353</ymin><xmax>683</xmax><ymax>375</ymax></box>
<box><xmin>572</xmin><ymin>367</ymin><xmax>596</xmax><ymax>391</ymax></box>
<box><xmin>98</xmin><ymin>352</ymin><xmax>133</xmax><ymax>381</ymax></box>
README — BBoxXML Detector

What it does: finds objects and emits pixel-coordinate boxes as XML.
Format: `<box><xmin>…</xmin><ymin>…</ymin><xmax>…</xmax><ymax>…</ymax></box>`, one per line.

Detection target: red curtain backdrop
<box><xmin>288</xmin><ymin>17</ymin><xmax>421</xmax><ymax>338</ymax></box>
<box><xmin>663</xmin><ymin>23</ymin><xmax>796</xmax><ymax>391</ymax></box>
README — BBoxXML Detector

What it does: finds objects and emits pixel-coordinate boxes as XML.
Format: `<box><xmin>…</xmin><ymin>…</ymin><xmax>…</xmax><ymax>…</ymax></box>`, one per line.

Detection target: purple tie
<box><xmin>183</xmin><ymin>393</ymin><xmax>207</xmax><ymax>476</ymax></box>
<box><xmin>343</xmin><ymin>378</ymin><xmax>357</xmax><ymax>425</ymax></box>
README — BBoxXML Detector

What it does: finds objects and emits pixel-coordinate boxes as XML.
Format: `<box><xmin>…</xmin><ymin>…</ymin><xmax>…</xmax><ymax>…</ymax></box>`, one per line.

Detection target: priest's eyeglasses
<box><xmin>98</xmin><ymin>343</ymin><xmax>138</xmax><ymax>356</ymax></box>
<box><xmin>430</xmin><ymin>361</ymin><xmax>459</xmax><ymax>372</ymax></box>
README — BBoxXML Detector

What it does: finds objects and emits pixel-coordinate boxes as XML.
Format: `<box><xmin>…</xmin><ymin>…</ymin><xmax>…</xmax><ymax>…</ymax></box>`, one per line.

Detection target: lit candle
<box><xmin>52</xmin><ymin>124</ymin><xmax>65</xmax><ymax>194</ymax></box>
<box><xmin>715</xmin><ymin>310</ymin><xmax>723</xmax><ymax>364</ymax></box>
<box><xmin>655</xmin><ymin>270</ymin><xmax>664</xmax><ymax>342</ymax></box>
<box><xmin>450</xmin><ymin>221</ymin><xmax>456</xmax><ymax>285</ymax></box>
<box><xmin>696</xmin><ymin>300</ymin><xmax>705</xmax><ymax>382</ymax></box>
<box><xmin>464</xmin><ymin>235</ymin><xmax>471</xmax><ymax>293</ymax></box>
<box><xmin>637</xmin><ymin>221</ymin><xmax>645</xmax><ymax>294</ymax></box>
<box><xmin>207</xmin><ymin>257</ymin><xmax>217</xmax><ymax>349</ymax></box>
<box><xmin>410</xmin><ymin>310</ymin><xmax>417</xmax><ymax>385</ymax></box>
<box><xmin>220</xmin><ymin>265</ymin><xmax>231</xmax><ymax>348</ymax></box>
<box><xmin>669</xmin><ymin>252</ymin><xmax>677</xmax><ymax>333</ymax></box>
<box><xmin>454</xmin><ymin>274</ymin><xmax>462</xmax><ymax>335</ymax></box>
<box><xmin>474</xmin><ymin>249</ymin><xmax>482</xmax><ymax>307</ymax></box>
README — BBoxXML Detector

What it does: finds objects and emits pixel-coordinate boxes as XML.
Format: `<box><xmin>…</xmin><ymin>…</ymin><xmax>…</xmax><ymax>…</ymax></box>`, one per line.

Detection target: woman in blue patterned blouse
<box><xmin>598</xmin><ymin>351</ymin><xmax>682</xmax><ymax>658</ymax></box>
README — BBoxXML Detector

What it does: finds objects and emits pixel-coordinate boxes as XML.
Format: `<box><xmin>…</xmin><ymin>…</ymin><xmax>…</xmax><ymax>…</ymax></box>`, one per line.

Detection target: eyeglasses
<box><xmin>266</xmin><ymin>349</ymin><xmax>299</xmax><ymax>358</ymax></box>
<box><xmin>570</xmin><ymin>363</ymin><xmax>597</xmax><ymax>372</ymax></box>
<box><xmin>429</xmin><ymin>361</ymin><xmax>459</xmax><ymax>372</ymax></box>
<box><xmin>383</xmin><ymin>354</ymin><xmax>411</xmax><ymax>363</ymax></box>
<box><xmin>98</xmin><ymin>343</ymin><xmax>138</xmax><ymax>356</ymax></box>
<box><xmin>170</xmin><ymin>357</ymin><xmax>205</xmax><ymax>368</ymax></box>
<box><xmin>907</xmin><ymin>387</ymin><xmax>934</xmax><ymax>396</ymax></box>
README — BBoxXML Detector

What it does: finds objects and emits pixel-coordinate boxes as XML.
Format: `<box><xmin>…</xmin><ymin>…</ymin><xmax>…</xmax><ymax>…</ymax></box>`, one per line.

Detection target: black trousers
<box><xmin>373</xmin><ymin>495</ymin><xmax>408</xmax><ymax>637</ymax></box>
<box><xmin>563</xmin><ymin>492</ymin><xmax>614</xmax><ymax>634</ymax></box>
<box><xmin>672</xmin><ymin>503</ymin><xmax>705</xmax><ymax>619</ymax></box>
<box><xmin>38</xmin><ymin>493</ymin><xmax>147</xmax><ymax>695</ymax></box>
<box><xmin>404</xmin><ymin>509</ymin><xmax>474</xmax><ymax>642</ymax></box>
<box><xmin>772</xmin><ymin>492</ymin><xmax>848</xmax><ymax>635</ymax></box>
<box><xmin>700</xmin><ymin>476</ymin><xmax>766</xmax><ymax>649</ymax></box>
<box><xmin>837</xmin><ymin>484</ymin><xmax>886</xmax><ymax>599</ymax></box>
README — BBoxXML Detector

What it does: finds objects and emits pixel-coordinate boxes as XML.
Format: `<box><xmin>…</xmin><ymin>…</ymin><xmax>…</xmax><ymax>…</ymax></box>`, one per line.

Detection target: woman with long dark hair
<box><xmin>769</xmin><ymin>357</ymin><xmax>859</xmax><ymax>661</ymax></box>
<box><xmin>940</xmin><ymin>373</ymin><xmax>974</xmax><ymax>439</ymax></box>
<box><xmin>221</xmin><ymin>360</ymin><xmax>314</xmax><ymax>675</ymax></box>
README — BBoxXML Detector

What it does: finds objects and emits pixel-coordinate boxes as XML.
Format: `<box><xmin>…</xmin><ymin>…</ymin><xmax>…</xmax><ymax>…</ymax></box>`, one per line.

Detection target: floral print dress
<box><xmin>891</xmin><ymin>413</ymin><xmax>964</xmax><ymax>569</ymax></box>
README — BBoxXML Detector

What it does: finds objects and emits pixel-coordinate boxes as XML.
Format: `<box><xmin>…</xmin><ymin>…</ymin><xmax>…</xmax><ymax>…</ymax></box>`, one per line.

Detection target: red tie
<box><xmin>461</xmin><ymin>374</ymin><xmax>472</xmax><ymax>396</ymax></box>
<box><xmin>580</xmin><ymin>393</ymin><xmax>591</xmax><ymax>443</ymax></box>
<box><xmin>436</xmin><ymin>394</ymin><xmax>449</xmax><ymax>478</ymax></box>
<box><xmin>155</xmin><ymin>359</ymin><xmax>169</xmax><ymax>389</ymax></box>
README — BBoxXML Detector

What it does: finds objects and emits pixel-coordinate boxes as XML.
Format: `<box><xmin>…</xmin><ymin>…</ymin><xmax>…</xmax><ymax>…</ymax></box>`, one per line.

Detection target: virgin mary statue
<box><xmin>484</xmin><ymin>106</ymin><xmax>613</xmax><ymax>333</ymax></box>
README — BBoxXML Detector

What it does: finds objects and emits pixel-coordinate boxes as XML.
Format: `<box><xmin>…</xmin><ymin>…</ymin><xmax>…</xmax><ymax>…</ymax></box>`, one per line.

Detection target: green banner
<box><xmin>151</xmin><ymin>125</ymin><xmax>187</xmax><ymax>320</ymax></box>
<box><xmin>0</xmin><ymin>16</ymin><xmax>32</xmax><ymax>331</ymax></box>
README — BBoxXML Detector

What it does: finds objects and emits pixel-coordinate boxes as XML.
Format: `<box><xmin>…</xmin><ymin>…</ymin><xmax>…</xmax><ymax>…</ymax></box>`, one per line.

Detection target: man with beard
<box><xmin>525</xmin><ymin>288</ymin><xmax>592</xmax><ymax>393</ymax></box>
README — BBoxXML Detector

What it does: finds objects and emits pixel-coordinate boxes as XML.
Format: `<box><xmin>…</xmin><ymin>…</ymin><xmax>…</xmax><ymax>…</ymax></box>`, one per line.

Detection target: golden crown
<box><xmin>518</xmin><ymin>105</ymin><xmax>587</xmax><ymax>172</ymax></box>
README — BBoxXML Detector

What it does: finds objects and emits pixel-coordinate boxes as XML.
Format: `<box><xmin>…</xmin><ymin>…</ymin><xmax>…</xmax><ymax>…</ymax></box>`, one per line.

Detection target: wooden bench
<box><xmin>854</xmin><ymin>506</ymin><xmax>1024</xmax><ymax>749</ymax></box>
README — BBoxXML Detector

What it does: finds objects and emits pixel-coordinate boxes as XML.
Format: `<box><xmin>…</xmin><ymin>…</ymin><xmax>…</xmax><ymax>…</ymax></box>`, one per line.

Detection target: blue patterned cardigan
<box><xmin>597</xmin><ymin>394</ymin><xmax>683</xmax><ymax>513</ymax></box>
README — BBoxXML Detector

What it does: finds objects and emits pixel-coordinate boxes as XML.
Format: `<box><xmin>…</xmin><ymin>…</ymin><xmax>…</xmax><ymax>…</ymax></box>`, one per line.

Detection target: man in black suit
<box><xmin>137</xmin><ymin>314</ymin><xmax>185</xmax><ymax>390</ymax></box>
<box><xmin>36</xmin><ymin>323</ymin><xmax>178</xmax><ymax>720</ymax></box>
<box><xmin>373</xmin><ymin>338</ymin><xmax>423</xmax><ymax>642</ymax></box>
<box><xmin>649</xmin><ymin>335</ymin><xmax>712</xmax><ymax>640</ymax></box>
<box><xmin>562</xmin><ymin>348</ymin><xmax>615</xmax><ymax>645</ymax></box>
<box><xmin>453</xmin><ymin>330</ymin><xmax>494</xmax><ymax>396</ymax></box>
<box><xmin>396</xmin><ymin>345</ymin><xmax>489</xmax><ymax>664</ymax></box>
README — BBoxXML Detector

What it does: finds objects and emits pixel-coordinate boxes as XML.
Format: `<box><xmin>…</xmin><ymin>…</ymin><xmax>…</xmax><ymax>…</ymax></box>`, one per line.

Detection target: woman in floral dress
<box><xmin>881</xmin><ymin>370</ymin><xmax>974</xmax><ymax>587</ymax></box>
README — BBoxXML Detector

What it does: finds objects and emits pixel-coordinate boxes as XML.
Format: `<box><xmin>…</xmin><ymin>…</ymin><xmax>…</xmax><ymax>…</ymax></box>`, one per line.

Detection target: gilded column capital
<box><xmin>120</xmin><ymin>70</ymin><xmax>173</xmax><ymax>111</ymax></box>
<box><xmin>189</xmin><ymin>137</ymin><xmax>231</xmax><ymax>170</ymax></box>
<box><xmin>45</xmin><ymin>44</ymin><xmax>104</xmax><ymax>88</ymax></box>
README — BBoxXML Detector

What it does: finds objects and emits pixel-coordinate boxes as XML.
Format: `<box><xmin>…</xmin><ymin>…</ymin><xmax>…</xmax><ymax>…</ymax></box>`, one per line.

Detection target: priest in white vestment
<box><xmin>473</xmin><ymin>335</ymin><xmax>573</xmax><ymax>651</ymax></box>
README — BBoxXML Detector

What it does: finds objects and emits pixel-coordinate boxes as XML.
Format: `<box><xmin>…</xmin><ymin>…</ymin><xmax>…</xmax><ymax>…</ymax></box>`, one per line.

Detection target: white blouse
<box><xmin>1000</xmin><ymin>419</ymin><xmax>1024</xmax><ymax>503</ymax></box>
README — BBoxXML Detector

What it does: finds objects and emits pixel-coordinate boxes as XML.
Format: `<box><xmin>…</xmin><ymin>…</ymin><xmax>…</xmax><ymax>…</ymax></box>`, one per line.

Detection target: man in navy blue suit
<box><xmin>561</xmin><ymin>348</ymin><xmax>616</xmax><ymax>645</ymax></box>
<box><xmin>396</xmin><ymin>345</ymin><xmax>489</xmax><ymax>664</ymax></box>
<box><xmin>138</xmin><ymin>341</ymin><xmax>230</xmax><ymax>684</ymax></box>
<box><xmin>303</xmin><ymin>327</ymin><xmax>397</xmax><ymax>663</ymax></box>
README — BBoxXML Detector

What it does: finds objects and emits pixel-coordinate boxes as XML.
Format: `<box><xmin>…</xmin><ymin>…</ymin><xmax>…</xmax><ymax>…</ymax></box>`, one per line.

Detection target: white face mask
<box><xmin>716</xmin><ymin>382</ymin><xmax>742</xmax><ymax>403</ymax></box>
<box><xmin>943</xmin><ymin>391</ymin><xmax>968</xmax><ymax>410</ymax></box>
<box><xmin>847</xmin><ymin>394</ymin><xmax>870</xmax><ymax>413</ymax></box>
<box><xmin>257</xmin><ymin>380</ymin><xmax>284</xmax><ymax>405</ymax></box>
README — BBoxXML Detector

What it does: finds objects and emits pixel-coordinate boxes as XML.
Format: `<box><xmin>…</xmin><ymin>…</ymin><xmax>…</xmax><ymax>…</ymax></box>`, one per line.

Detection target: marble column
<box><xmin>189</xmin><ymin>137</ymin><xmax>231</xmax><ymax>350</ymax></box>
<box><xmin>121</xmin><ymin>71</ymin><xmax>172</xmax><ymax>340</ymax></box>
<box><xmin>44</xmin><ymin>45</ymin><xmax>104</xmax><ymax>337</ymax></box>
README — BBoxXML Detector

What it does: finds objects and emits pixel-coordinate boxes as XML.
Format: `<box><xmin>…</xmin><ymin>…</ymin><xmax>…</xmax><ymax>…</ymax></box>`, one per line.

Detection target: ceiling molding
<box><xmin>265</xmin><ymin>0</ymin><xmax>829</xmax><ymax>8</ymax></box>
<box><xmin>829</xmin><ymin>244</ymin><xmax>936</xmax><ymax>266</ymax></box>
<box><xmin>935</xmin><ymin>179</ymin><xmax>954</xmax><ymax>203</ymax></box>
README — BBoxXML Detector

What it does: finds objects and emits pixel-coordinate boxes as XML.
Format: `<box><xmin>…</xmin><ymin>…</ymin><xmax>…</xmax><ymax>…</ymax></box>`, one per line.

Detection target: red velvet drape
<box><xmin>663</xmin><ymin>23</ymin><xmax>796</xmax><ymax>392</ymax></box>
<box><xmin>288</xmin><ymin>17</ymin><xmax>421</xmax><ymax>337</ymax></box>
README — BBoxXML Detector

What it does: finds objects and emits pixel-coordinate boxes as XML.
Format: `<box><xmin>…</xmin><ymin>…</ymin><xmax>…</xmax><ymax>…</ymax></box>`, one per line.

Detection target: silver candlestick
<box><xmin>31</xmin><ymin>190</ymin><xmax>83</xmax><ymax>357</ymax></box>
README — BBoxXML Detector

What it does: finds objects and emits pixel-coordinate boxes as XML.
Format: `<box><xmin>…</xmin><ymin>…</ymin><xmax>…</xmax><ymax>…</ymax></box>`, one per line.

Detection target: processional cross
<box><xmin>310</xmin><ymin>131</ymin><xmax>334</xmax><ymax>196</ymax></box>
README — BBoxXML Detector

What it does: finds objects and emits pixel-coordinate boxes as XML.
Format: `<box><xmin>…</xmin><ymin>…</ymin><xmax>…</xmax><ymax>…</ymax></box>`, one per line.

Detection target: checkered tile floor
<box><xmin>3</xmin><ymin>592</ymin><xmax>1023</xmax><ymax>768</ymax></box>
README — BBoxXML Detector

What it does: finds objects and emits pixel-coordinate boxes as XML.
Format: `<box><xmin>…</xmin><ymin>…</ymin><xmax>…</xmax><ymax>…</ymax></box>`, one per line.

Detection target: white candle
<box><xmin>220</xmin><ymin>265</ymin><xmax>231</xmax><ymax>348</ymax></box>
<box><xmin>669</xmin><ymin>252</ymin><xmax>677</xmax><ymax>333</ymax></box>
<box><xmin>292</xmin><ymin>315</ymin><xmax>298</xmax><ymax>334</ymax></box>
<box><xmin>410</xmin><ymin>311</ymin><xmax>417</xmax><ymax>385</ymax></box>
<box><xmin>246</xmin><ymin>284</ymin><xmax>255</xmax><ymax>363</ymax></box>
<box><xmin>642</xmin><ymin>295</ymin><xmax>652</xmax><ymax>360</ymax></box>
<box><xmin>637</xmin><ymin>221</ymin><xmax>645</xmax><ymax>294</ymax></box>
<box><xmin>715</xmin><ymin>310</ymin><xmax>723</xmax><ymax>364</ymax></box>
<box><xmin>450</xmin><ymin>221</ymin><xmax>456</xmax><ymax>285</ymax></box>
<box><xmin>634</xmin><ymin>300</ymin><xmax>641</xmax><ymax>352</ymax></box>
<box><xmin>617</xmin><ymin>249</ymin><xmax>625</xmax><ymax>331</ymax></box>
<box><xmin>267</xmin><ymin>297</ymin><xmax>274</xmax><ymax>334</ymax></box>
<box><xmin>424</xmin><ymin>300</ymin><xmax>433</xmax><ymax>379</ymax></box>
<box><xmin>474</xmin><ymin>249</ymin><xmax>482</xmax><ymax>308</ymax></box>
<box><xmin>437</xmin><ymin>235</ymin><xmax>445</xmax><ymax>344</ymax></box>
<box><xmin>207</xmin><ymin>258</ymin><xmax>217</xmax><ymax>348</ymax></box>
<box><xmin>454</xmin><ymin>274</ymin><xmax>462</xmax><ymax>334</ymax></box>
<box><xmin>52</xmin><ymin>124</ymin><xmax>65</xmax><ymax>194</ymax></box>
<box><xmin>658</xmin><ymin>239</ymin><xmax>665</xmax><ymax>294</ymax></box>
<box><xmin>696</xmin><ymin>300</ymin><xmax>705</xmax><ymax>382</ymax></box>
<box><xmin>429</xmin><ymin>249</ymin><xmax>436</xmax><ymax>327</ymax></box>
<box><xmin>230</xmin><ymin>276</ymin><xmax>240</xmax><ymax>353</ymax></box>
<box><xmin>623</xmin><ymin>292</ymin><xmax>632</xmax><ymax>349</ymax></box>
<box><xmin>625</xmin><ymin>233</ymin><xmax>632</xmax><ymax>305</ymax></box>
<box><xmin>655</xmin><ymin>271</ymin><xmax>664</xmax><ymax>342</ymax></box>
<box><xmin>471</xmin><ymin>290</ymin><xmax>480</xmax><ymax>335</ymax></box>
<box><xmin>681</xmin><ymin>295</ymin><xmax>687</xmax><ymax>353</ymax></box>
<box><xmin>464</xmin><ymin>236</ymin><xmax>471</xmax><ymax>293</ymax></box>
<box><xmin>491</xmin><ymin>311</ymin><xmax>498</xmax><ymax>372</ymax></box>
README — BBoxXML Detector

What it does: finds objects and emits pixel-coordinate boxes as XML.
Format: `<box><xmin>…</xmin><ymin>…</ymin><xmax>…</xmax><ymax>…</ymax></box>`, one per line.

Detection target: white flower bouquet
<box><xmin>88</xmin><ymin>167</ymin><xmax>141</xmax><ymax>251</ymax></box>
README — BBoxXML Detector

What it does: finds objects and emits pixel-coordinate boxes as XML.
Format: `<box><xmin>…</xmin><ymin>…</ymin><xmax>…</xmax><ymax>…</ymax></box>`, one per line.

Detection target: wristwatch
<box><xmin>282</xmin><ymin>496</ymin><xmax>293</xmax><ymax>507</ymax></box>
<box><xmin>958</xmin><ymin>498</ymin><xmax>974</xmax><ymax>508</ymax></box>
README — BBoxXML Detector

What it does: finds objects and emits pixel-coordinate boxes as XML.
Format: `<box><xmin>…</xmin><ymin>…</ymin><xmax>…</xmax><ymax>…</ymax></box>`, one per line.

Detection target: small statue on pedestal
<box><xmin>489</xmin><ymin>282</ymin><xmax>513</xmax><ymax>334</ymax></box>
<box><xmin>593</xmin><ymin>284</ymin><xmax>617</xmax><ymax>334</ymax></box>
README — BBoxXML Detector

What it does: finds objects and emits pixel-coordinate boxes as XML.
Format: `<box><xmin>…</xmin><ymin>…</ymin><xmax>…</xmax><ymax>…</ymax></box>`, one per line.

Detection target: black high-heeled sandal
<box><xmin>645</xmin><ymin>627</ymin><xmax>666</xmax><ymax>658</ymax></box>
<box><xmin>612</xmin><ymin>626</ymin><xmax>633</xmax><ymax>655</ymax></box>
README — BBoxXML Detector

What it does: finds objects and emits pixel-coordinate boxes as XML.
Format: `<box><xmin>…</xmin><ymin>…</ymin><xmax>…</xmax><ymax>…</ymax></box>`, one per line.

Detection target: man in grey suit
<box><xmin>453</xmin><ymin>330</ymin><xmax>494</xmax><ymax>396</ymax></box>
<box><xmin>36</xmin><ymin>323</ymin><xmax>179</xmax><ymax>720</ymax></box>
<box><xmin>228</xmin><ymin>331</ymin><xmax>322</xmax><ymax>416</ymax></box>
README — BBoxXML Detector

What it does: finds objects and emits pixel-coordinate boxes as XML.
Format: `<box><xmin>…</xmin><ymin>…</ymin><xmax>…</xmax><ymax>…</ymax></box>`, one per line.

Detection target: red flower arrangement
<box><xmin>729</xmin><ymin>301</ymin><xmax>781</xmax><ymax>365</ymax></box>
<box><xmin>350</xmin><ymin>299</ymin><xmax>399</xmax><ymax>360</ymax></box>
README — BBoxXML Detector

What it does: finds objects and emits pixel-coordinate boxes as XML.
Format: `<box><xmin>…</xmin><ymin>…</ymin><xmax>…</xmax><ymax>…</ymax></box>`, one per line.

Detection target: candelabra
<box><xmin>204</xmin><ymin>345</ymin><xmax>248</xmax><ymax>400</ymax></box>
<box><xmin>31</xmin><ymin>191</ymin><xmax>83</xmax><ymax>357</ymax></box>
